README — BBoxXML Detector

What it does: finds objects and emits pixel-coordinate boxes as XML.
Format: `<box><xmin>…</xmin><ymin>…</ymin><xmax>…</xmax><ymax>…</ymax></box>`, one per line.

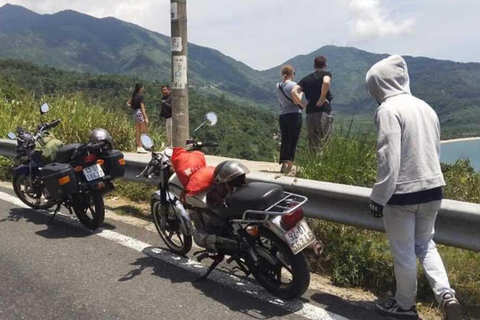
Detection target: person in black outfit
<box><xmin>160</xmin><ymin>85</ymin><xmax>173</xmax><ymax>147</ymax></box>
<box><xmin>126</xmin><ymin>83</ymin><xmax>149</xmax><ymax>153</ymax></box>
<box><xmin>292</xmin><ymin>56</ymin><xmax>333</xmax><ymax>150</ymax></box>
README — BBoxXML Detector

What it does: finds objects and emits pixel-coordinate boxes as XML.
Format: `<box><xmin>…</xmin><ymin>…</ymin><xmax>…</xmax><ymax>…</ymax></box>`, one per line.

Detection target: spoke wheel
<box><xmin>13</xmin><ymin>173</ymin><xmax>54</xmax><ymax>210</ymax></box>
<box><xmin>152</xmin><ymin>200</ymin><xmax>192</xmax><ymax>255</ymax></box>
<box><xmin>249</xmin><ymin>228</ymin><xmax>310</xmax><ymax>300</ymax></box>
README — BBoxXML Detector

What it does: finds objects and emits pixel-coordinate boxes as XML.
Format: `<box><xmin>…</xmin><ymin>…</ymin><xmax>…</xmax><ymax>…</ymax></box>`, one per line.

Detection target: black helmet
<box><xmin>214</xmin><ymin>160</ymin><xmax>250</xmax><ymax>184</ymax></box>
<box><xmin>89</xmin><ymin>128</ymin><xmax>113</xmax><ymax>149</ymax></box>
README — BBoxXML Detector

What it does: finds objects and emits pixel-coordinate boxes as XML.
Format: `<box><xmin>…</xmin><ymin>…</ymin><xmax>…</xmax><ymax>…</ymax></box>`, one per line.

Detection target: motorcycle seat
<box><xmin>225</xmin><ymin>182</ymin><xmax>285</xmax><ymax>219</ymax></box>
<box><xmin>55</xmin><ymin>143</ymin><xmax>82</xmax><ymax>163</ymax></box>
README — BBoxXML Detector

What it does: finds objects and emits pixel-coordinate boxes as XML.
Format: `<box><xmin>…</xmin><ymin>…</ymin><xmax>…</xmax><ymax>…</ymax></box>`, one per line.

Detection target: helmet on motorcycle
<box><xmin>214</xmin><ymin>160</ymin><xmax>250</xmax><ymax>185</ymax></box>
<box><xmin>89</xmin><ymin>128</ymin><xmax>113</xmax><ymax>149</ymax></box>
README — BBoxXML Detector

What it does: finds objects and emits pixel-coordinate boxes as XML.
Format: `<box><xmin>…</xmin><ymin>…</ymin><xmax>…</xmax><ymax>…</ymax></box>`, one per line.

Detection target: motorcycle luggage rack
<box><xmin>232</xmin><ymin>192</ymin><xmax>308</xmax><ymax>224</ymax></box>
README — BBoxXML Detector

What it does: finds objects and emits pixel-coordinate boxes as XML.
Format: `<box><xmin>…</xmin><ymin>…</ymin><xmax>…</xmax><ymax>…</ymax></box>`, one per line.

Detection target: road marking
<box><xmin>0</xmin><ymin>191</ymin><xmax>348</xmax><ymax>320</ymax></box>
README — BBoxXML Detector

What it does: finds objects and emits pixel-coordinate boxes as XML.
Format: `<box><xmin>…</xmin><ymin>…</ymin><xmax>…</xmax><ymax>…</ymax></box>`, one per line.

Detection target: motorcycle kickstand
<box><xmin>48</xmin><ymin>203</ymin><xmax>62</xmax><ymax>225</ymax></box>
<box><xmin>195</xmin><ymin>254</ymin><xmax>225</xmax><ymax>283</ymax></box>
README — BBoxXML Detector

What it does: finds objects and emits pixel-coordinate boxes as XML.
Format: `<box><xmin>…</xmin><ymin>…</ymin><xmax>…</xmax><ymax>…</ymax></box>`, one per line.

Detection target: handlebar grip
<box><xmin>46</xmin><ymin>119</ymin><xmax>61</xmax><ymax>130</ymax></box>
<box><xmin>203</xmin><ymin>142</ymin><xmax>219</xmax><ymax>147</ymax></box>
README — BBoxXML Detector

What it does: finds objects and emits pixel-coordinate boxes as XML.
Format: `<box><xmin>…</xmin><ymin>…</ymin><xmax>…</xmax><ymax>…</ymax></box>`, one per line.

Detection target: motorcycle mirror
<box><xmin>164</xmin><ymin>147</ymin><xmax>173</xmax><ymax>157</ymax></box>
<box><xmin>205</xmin><ymin>112</ymin><xmax>218</xmax><ymax>127</ymax></box>
<box><xmin>40</xmin><ymin>103</ymin><xmax>49</xmax><ymax>114</ymax></box>
<box><xmin>7</xmin><ymin>132</ymin><xmax>16</xmax><ymax>140</ymax></box>
<box><xmin>140</xmin><ymin>134</ymin><xmax>154</xmax><ymax>150</ymax></box>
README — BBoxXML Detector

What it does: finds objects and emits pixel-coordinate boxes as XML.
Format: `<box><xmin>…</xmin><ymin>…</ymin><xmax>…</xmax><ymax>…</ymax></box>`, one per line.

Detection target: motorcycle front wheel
<box><xmin>73</xmin><ymin>191</ymin><xmax>105</xmax><ymax>230</ymax></box>
<box><xmin>13</xmin><ymin>172</ymin><xmax>55</xmax><ymax>210</ymax></box>
<box><xmin>249</xmin><ymin>228</ymin><xmax>310</xmax><ymax>300</ymax></box>
<box><xmin>152</xmin><ymin>200</ymin><xmax>192</xmax><ymax>255</ymax></box>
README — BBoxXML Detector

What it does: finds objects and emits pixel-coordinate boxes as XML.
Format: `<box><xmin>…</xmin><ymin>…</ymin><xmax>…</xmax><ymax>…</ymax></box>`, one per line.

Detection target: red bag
<box><xmin>171</xmin><ymin>147</ymin><xmax>206</xmax><ymax>187</ymax></box>
<box><xmin>185</xmin><ymin>166</ymin><xmax>215</xmax><ymax>196</ymax></box>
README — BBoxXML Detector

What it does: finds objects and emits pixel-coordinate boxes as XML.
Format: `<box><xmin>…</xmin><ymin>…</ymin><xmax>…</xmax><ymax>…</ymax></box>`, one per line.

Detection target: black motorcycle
<box><xmin>7</xmin><ymin>103</ymin><xmax>125</xmax><ymax>230</ymax></box>
<box><xmin>139</xmin><ymin>112</ymin><xmax>316</xmax><ymax>300</ymax></box>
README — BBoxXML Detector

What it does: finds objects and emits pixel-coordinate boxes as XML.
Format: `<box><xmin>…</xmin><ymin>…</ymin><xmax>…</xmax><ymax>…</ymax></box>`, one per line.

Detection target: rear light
<box><xmin>281</xmin><ymin>208</ymin><xmax>304</xmax><ymax>230</ymax></box>
<box><xmin>58</xmin><ymin>176</ymin><xmax>71</xmax><ymax>186</ymax></box>
<box><xmin>246</xmin><ymin>225</ymin><xmax>259</xmax><ymax>237</ymax></box>
<box><xmin>84</xmin><ymin>153</ymin><xmax>97</xmax><ymax>164</ymax></box>
<box><xmin>97</xmin><ymin>159</ymin><xmax>105</xmax><ymax>166</ymax></box>
<box><xmin>74</xmin><ymin>166</ymin><xmax>83</xmax><ymax>172</ymax></box>
<box><xmin>96</xmin><ymin>182</ymin><xmax>106</xmax><ymax>190</ymax></box>
<box><xmin>118</xmin><ymin>158</ymin><xmax>126</xmax><ymax>166</ymax></box>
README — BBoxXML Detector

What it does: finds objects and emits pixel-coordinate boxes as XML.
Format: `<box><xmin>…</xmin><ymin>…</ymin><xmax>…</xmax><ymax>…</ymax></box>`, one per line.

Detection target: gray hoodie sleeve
<box><xmin>371</xmin><ymin>108</ymin><xmax>402</xmax><ymax>206</ymax></box>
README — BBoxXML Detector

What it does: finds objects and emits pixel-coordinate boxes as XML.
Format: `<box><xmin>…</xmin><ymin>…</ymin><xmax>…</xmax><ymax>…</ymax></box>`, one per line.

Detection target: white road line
<box><xmin>0</xmin><ymin>191</ymin><xmax>349</xmax><ymax>320</ymax></box>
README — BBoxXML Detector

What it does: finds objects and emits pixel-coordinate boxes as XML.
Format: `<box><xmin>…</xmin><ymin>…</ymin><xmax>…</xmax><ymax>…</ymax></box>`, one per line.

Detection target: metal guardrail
<box><xmin>1</xmin><ymin>139</ymin><xmax>480</xmax><ymax>252</ymax></box>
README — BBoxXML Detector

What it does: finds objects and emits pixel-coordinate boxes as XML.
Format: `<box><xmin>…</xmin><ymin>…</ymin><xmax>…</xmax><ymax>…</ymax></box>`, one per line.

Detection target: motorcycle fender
<box><xmin>152</xmin><ymin>191</ymin><xmax>195</xmax><ymax>236</ymax></box>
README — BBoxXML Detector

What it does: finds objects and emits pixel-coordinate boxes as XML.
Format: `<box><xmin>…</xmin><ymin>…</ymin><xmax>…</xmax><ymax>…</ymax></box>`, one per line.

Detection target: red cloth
<box><xmin>186</xmin><ymin>166</ymin><xmax>215</xmax><ymax>196</ymax></box>
<box><xmin>171</xmin><ymin>147</ymin><xmax>206</xmax><ymax>187</ymax></box>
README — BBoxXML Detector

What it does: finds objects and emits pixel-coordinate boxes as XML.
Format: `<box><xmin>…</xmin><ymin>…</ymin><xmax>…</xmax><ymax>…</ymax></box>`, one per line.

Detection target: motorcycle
<box><xmin>139</xmin><ymin>112</ymin><xmax>317</xmax><ymax>300</ymax></box>
<box><xmin>7</xmin><ymin>103</ymin><xmax>125</xmax><ymax>230</ymax></box>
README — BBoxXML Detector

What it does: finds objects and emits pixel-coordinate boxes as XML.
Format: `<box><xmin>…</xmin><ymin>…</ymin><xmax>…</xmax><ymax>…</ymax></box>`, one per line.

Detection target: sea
<box><xmin>441</xmin><ymin>139</ymin><xmax>480</xmax><ymax>171</ymax></box>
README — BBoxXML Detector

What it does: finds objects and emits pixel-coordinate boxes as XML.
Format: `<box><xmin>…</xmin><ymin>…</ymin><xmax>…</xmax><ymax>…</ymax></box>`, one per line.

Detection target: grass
<box><xmin>0</xmin><ymin>93</ymin><xmax>165</xmax><ymax>152</ymax></box>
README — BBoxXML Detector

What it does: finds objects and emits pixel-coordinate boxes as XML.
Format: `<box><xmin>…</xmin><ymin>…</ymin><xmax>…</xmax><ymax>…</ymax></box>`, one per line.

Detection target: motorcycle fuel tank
<box><xmin>168</xmin><ymin>173</ymin><xmax>208</xmax><ymax>209</ymax></box>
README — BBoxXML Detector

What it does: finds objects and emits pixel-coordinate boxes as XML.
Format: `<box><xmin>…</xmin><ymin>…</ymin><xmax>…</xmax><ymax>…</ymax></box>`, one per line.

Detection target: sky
<box><xmin>1</xmin><ymin>0</ymin><xmax>480</xmax><ymax>70</ymax></box>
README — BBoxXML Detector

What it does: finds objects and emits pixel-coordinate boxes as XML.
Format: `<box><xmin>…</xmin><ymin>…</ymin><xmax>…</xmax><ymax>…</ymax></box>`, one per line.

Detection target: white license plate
<box><xmin>83</xmin><ymin>164</ymin><xmax>105</xmax><ymax>182</ymax></box>
<box><xmin>285</xmin><ymin>220</ymin><xmax>316</xmax><ymax>255</ymax></box>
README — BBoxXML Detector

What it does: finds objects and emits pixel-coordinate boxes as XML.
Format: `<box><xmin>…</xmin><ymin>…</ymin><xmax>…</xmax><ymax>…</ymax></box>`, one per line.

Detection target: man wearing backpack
<box><xmin>292</xmin><ymin>56</ymin><xmax>333</xmax><ymax>150</ymax></box>
<box><xmin>367</xmin><ymin>55</ymin><xmax>462</xmax><ymax>320</ymax></box>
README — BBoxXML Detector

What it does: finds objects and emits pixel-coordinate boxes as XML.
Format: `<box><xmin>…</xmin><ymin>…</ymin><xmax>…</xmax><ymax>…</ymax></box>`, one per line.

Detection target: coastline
<box><xmin>441</xmin><ymin>137</ymin><xmax>480</xmax><ymax>144</ymax></box>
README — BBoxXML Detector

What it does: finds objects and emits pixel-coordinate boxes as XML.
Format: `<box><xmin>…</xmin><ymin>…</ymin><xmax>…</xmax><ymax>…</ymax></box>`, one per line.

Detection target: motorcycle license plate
<box><xmin>83</xmin><ymin>164</ymin><xmax>105</xmax><ymax>182</ymax></box>
<box><xmin>285</xmin><ymin>220</ymin><xmax>316</xmax><ymax>255</ymax></box>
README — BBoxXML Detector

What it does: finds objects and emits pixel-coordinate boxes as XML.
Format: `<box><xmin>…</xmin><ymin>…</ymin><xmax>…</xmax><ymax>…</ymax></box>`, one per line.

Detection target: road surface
<box><xmin>0</xmin><ymin>186</ymin><xmax>383</xmax><ymax>320</ymax></box>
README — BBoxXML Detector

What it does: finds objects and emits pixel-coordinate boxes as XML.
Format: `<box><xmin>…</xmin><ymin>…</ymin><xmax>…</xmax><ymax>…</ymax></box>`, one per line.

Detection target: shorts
<box><xmin>133</xmin><ymin>109</ymin><xmax>145</xmax><ymax>123</ymax></box>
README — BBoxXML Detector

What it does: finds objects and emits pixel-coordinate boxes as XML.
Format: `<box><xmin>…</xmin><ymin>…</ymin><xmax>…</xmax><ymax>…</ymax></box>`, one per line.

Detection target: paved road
<box><xmin>0</xmin><ymin>186</ymin><xmax>384</xmax><ymax>320</ymax></box>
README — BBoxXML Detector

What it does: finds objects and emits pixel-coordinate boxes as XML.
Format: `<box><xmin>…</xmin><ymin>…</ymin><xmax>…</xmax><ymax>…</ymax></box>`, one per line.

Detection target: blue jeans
<box><xmin>383</xmin><ymin>201</ymin><xmax>455</xmax><ymax>309</ymax></box>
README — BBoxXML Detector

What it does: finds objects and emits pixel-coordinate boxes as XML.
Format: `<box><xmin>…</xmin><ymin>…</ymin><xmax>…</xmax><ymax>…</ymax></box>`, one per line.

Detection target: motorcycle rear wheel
<box><xmin>152</xmin><ymin>200</ymin><xmax>192</xmax><ymax>255</ymax></box>
<box><xmin>249</xmin><ymin>228</ymin><xmax>310</xmax><ymax>300</ymax></box>
<box><xmin>13</xmin><ymin>172</ymin><xmax>55</xmax><ymax>210</ymax></box>
<box><xmin>73</xmin><ymin>192</ymin><xmax>105</xmax><ymax>230</ymax></box>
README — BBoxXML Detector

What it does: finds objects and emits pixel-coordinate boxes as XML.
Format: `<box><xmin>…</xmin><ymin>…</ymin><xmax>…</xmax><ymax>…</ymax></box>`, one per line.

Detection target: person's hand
<box><xmin>145</xmin><ymin>118</ymin><xmax>149</xmax><ymax>125</ymax></box>
<box><xmin>316</xmin><ymin>98</ymin><xmax>327</xmax><ymax>107</ymax></box>
<box><xmin>369</xmin><ymin>201</ymin><xmax>384</xmax><ymax>218</ymax></box>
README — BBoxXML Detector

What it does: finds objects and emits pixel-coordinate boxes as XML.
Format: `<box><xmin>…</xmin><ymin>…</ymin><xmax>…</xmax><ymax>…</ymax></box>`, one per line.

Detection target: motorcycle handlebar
<box><xmin>45</xmin><ymin>119</ymin><xmax>61</xmax><ymax>130</ymax></box>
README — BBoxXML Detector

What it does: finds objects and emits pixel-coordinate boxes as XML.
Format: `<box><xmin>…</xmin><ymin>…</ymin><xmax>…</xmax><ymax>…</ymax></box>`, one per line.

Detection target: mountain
<box><xmin>262</xmin><ymin>46</ymin><xmax>480</xmax><ymax>138</ymax></box>
<box><xmin>1</xmin><ymin>4</ymin><xmax>480</xmax><ymax>138</ymax></box>
<box><xmin>0</xmin><ymin>4</ymin><xmax>270</xmax><ymax>104</ymax></box>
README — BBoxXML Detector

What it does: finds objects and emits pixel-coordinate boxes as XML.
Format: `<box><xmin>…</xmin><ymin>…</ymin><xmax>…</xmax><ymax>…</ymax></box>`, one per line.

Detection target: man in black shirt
<box><xmin>292</xmin><ymin>56</ymin><xmax>333</xmax><ymax>150</ymax></box>
<box><xmin>160</xmin><ymin>84</ymin><xmax>173</xmax><ymax>147</ymax></box>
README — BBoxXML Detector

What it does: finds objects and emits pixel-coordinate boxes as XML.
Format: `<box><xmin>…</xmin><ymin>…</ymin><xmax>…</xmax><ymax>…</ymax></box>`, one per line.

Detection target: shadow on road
<box><xmin>310</xmin><ymin>292</ymin><xmax>384</xmax><ymax>320</ymax></box>
<box><xmin>1</xmin><ymin>207</ymin><xmax>116</xmax><ymax>239</ymax></box>
<box><xmin>118</xmin><ymin>246</ymin><xmax>296</xmax><ymax>319</ymax></box>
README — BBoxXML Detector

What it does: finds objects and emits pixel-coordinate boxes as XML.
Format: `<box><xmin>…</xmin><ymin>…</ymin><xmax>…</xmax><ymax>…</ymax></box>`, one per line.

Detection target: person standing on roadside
<box><xmin>367</xmin><ymin>55</ymin><xmax>462</xmax><ymax>320</ymax></box>
<box><xmin>276</xmin><ymin>65</ymin><xmax>305</xmax><ymax>174</ymax></box>
<box><xmin>160</xmin><ymin>84</ymin><xmax>173</xmax><ymax>147</ymax></box>
<box><xmin>127</xmin><ymin>83</ymin><xmax>149</xmax><ymax>154</ymax></box>
<box><xmin>292</xmin><ymin>56</ymin><xmax>333</xmax><ymax>150</ymax></box>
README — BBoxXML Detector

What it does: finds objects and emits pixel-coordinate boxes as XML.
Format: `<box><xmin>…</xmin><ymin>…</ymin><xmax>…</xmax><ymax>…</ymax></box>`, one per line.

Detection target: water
<box><xmin>441</xmin><ymin>139</ymin><xmax>480</xmax><ymax>171</ymax></box>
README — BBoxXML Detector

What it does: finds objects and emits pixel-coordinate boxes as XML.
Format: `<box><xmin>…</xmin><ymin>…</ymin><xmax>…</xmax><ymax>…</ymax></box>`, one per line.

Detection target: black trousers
<box><xmin>279</xmin><ymin>113</ymin><xmax>302</xmax><ymax>163</ymax></box>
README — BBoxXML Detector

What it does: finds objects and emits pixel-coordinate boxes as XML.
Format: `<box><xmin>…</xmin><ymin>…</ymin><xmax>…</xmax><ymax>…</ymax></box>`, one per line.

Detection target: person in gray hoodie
<box><xmin>366</xmin><ymin>55</ymin><xmax>462</xmax><ymax>320</ymax></box>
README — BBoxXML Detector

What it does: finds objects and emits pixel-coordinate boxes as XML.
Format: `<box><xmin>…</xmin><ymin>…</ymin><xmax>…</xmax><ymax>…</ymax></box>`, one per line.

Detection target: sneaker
<box><xmin>136</xmin><ymin>147</ymin><xmax>148</xmax><ymax>154</ymax></box>
<box><xmin>376</xmin><ymin>298</ymin><xmax>419</xmax><ymax>318</ymax></box>
<box><xmin>440</xmin><ymin>293</ymin><xmax>462</xmax><ymax>320</ymax></box>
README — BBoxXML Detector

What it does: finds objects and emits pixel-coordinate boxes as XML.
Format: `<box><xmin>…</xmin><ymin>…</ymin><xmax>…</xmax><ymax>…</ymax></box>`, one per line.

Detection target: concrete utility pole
<box><xmin>170</xmin><ymin>0</ymin><xmax>189</xmax><ymax>147</ymax></box>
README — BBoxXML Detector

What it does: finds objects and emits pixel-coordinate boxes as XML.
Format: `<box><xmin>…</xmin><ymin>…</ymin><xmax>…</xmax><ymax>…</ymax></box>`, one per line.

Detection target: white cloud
<box><xmin>349</xmin><ymin>0</ymin><xmax>415</xmax><ymax>41</ymax></box>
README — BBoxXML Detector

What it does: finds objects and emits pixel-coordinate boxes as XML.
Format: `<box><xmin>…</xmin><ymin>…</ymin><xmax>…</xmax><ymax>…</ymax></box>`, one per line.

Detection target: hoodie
<box><xmin>366</xmin><ymin>55</ymin><xmax>445</xmax><ymax>206</ymax></box>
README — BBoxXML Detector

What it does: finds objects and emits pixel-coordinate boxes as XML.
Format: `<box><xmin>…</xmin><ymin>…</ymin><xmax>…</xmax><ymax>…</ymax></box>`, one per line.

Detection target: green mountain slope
<box><xmin>0</xmin><ymin>4</ymin><xmax>272</xmax><ymax>104</ymax></box>
<box><xmin>263</xmin><ymin>46</ymin><xmax>480</xmax><ymax>138</ymax></box>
